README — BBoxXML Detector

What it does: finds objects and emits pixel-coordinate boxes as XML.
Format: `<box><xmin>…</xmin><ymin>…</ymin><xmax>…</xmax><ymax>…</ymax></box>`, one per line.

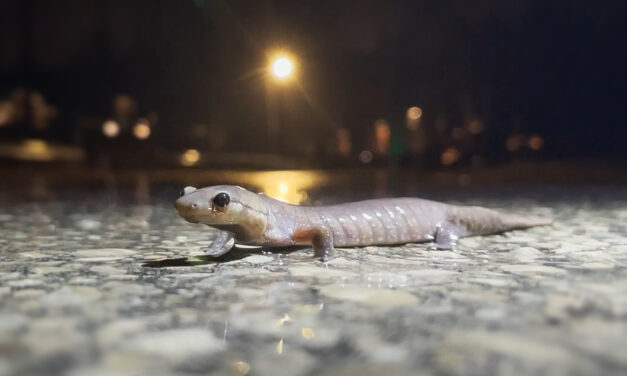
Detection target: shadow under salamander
<box><xmin>141</xmin><ymin>245</ymin><xmax>307</xmax><ymax>268</ymax></box>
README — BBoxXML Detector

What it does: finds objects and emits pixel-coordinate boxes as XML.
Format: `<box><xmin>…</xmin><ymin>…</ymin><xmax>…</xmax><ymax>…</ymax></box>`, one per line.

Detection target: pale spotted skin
<box><xmin>175</xmin><ymin>185</ymin><xmax>552</xmax><ymax>261</ymax></box>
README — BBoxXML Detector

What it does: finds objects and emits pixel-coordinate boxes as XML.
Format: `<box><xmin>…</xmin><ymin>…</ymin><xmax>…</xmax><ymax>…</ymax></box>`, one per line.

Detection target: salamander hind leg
<box><xmin>433</xmin><ymin>221</ymin><xmax>465</xmax><ymax>250</ymax></box>
<box><xmin>292</xmin><ymin>226</ymin><xmax>335</xmax><ymax>262</ymax></box>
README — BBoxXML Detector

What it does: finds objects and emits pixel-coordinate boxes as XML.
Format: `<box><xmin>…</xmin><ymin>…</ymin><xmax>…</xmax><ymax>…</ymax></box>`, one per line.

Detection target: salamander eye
<box><xmin>212</xmin><ymin>192</ymin><xmax>230</xmax><ymax>208</ymax></box>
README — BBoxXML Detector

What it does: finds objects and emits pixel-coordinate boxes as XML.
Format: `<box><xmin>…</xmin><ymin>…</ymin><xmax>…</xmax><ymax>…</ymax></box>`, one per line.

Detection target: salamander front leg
<box><xmin>201</xmin><ymin>230</ymin><xmax>234</xmax><ymax>257</ymax></box>
<box><xmin>293</xmin><ymin>226</ymin><xmax>335</xmax><ymax>262</ymax></box>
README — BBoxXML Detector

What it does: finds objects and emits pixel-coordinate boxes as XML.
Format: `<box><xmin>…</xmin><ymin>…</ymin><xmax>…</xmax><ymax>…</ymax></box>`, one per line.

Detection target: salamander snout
<box><xmin>175</xmin><ymin>186</ymin><xmax>203</xmax><ymax>215</ymax></box>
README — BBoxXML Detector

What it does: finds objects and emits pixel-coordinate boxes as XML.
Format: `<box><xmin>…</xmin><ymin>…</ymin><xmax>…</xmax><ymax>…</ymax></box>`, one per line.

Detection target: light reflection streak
<box><xmin>0</xmin><ymin>139</ymin><xmax>84</xmax><ymax>162</ymax></box>
<box><xmin>247</xmin><ymin>170</ymin><xmax>326</xmax><ymax>204</ymax></box>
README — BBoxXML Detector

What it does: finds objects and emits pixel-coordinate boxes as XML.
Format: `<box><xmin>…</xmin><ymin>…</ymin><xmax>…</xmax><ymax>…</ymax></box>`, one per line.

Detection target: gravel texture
<box><xmin>1</xmin><ymin>187</ymin><xmax>626</xmax><ymax>376</ymax></box>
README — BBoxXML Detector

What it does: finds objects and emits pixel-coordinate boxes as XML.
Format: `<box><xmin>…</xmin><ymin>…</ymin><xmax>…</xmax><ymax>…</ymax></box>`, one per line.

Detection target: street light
<box><xmin>271</xmin><ymin>57</ymin><xmax>293</xmax><ymax>79</ymax></box>
<box><xmin>269</xmin><ymin>54</ymin><xmax>296</xmax><ymax>81</ymax></box>
<box><xmin>266</xmin><ymin>51</ymin><xmax>297</xmax><ymax>151</ymax></box>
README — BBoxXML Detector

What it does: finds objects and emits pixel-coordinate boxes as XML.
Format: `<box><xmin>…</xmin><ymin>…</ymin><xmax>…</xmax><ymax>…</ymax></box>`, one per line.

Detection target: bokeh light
<box><xmin>133</xmin><ymin>120</ymin><xmax>151</xmax><ymax>140</ymax></box>
<box><xmin>528</xmin><ymin>134</ymin><xmax>544</xmax><ymax>150</ymax></box>
<box><xmin>407</xmin><ymin>106</ymin><xmax>422</xmax><ymax>120</ymax></box>
<box><xmin>102</xmin><ymin>120</ymin><xmax>120</xmax><ymax>138</ymax></box>
<box><xmin>336</xmin><ymin>128</ymin><xmax>352</xmax><ymax>156</ymax></box>
<box><xmin>180</xmin><ymin>149</ymin><xmax>200</xmax><ymax>166</ymax></box>
<box><xmin>440</xmin><ymin>147</ymin><xmax>460</xmax><ymax>165</ymax></box>
<box><xmin>0</xmin><ymin>101</ymin><xmax>16</xmax><ymax>126</ymax></box>
<box><xmin>406</xmin><ymin>106</ymin><xmax>423</xmax><ymax>131</ymax></box>
<box><xmin>506</xmin><ymin>135</ymin><xmax>524</xmax><ymax>152</ymax></box>
<box><xmin>359</xmin><ymin>150</ymin><xmax>374</xmax><ymax>163</ymax></box>
<box><xmin>468</xmin><ymin>120</ymin><xmax>483</xmax><ymax>134</ymax></box>
<box><xmin>374</xmin><ymin>119</ymin><xmax>391</xmax><ymax>155</ymax></box>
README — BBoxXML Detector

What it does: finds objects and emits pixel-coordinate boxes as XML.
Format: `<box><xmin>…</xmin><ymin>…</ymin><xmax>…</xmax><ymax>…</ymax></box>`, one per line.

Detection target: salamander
<box><xmin>175</xmin><ymin>185</ymin><xmax>552</xmax><ymax>261</ymax></box>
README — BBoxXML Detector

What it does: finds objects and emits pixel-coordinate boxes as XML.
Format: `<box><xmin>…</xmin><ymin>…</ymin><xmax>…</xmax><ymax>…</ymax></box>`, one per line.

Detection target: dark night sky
<box><xmin>0</xmin><ymin>0</ymin><xmax>625</xmax><ymax>158</ymax></box>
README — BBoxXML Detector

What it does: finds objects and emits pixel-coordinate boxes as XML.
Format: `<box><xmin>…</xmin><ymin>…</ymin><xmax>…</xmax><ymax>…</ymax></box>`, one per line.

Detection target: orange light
<box><xmin>440</xmin><ymin>147</ymin><xmax>460</xmax><ymax>165</ymax></box>
<box><xmin>374</xmin><ymin>119</ymin><xmax>391</xmax><ymax>155</ymax></box>
<box><xmin>336</xmin><ymin>128</ymin><xmax>352</xmax><ymax>156</ymax></box>
<box><xmin>506</xmin><ymin>135</ymin><xmax>523</xmax><ymax>152</ymax></box>
<box><xmin>528</xmin><ymin>134</ymin><xmax>544</xmax><ymax>150</ymax></box>
<box><xmin>0</xmin><ymin>101</ymin><xmax>15</xmax><ymax>126</ymax></box>
<box><xmin>468</xmin><ymin>120</ymin><xmax>483</xmax><ymax>134</ymax></box>
<box><xmin>113</xmin><ymin>94</ymin><xmax>137</xmax><ymax>117</ymax></box>
<box><xmin>250</xmin><ymin>171</ymin><xmax>317</xmax><ymax>204</ymax></box>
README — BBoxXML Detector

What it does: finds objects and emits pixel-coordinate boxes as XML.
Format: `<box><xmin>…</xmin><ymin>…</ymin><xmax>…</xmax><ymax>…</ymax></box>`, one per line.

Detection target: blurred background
<box><xmin>0</xmin><ymin>0</ymin><xmax>625</xmax><ymax>200</ymax></box>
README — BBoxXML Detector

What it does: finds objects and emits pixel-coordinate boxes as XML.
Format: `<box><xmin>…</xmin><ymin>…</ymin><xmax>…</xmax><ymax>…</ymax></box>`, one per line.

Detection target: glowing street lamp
<box><xmin>269</xmin><ymin>55</ymin><xmax>295</xmax><ymax>81</ymax></box>
<box><xmin>265</xmin><ymin>50</ymin><xmax>297</xmax><ymax>151</ymax></box>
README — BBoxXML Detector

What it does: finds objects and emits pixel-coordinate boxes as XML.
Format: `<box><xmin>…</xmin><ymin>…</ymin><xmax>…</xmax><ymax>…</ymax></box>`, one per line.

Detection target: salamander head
<box><xmin>175</xmin><ymin>185</ymin><xmax>267</xmax><ymax>227</ymax></box>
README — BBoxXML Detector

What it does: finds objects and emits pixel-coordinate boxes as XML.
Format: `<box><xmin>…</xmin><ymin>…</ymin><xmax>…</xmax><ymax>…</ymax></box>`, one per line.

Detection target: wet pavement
<box><xmin>1</xmin><ymin>172</ymin><xmax>627</xmax><ymax>376</ymax></box>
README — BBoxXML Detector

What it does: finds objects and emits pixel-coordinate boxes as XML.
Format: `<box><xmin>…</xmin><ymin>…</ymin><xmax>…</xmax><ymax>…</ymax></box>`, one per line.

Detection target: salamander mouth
<box><xmin>176</xmin><ymin>209</ymin><xmax>211</xmax><ymax>224</ymax></box>
<box><xmin>175</xmin><ymin>200</ymin><xmax>207</xmax><ymax>223</ymax></box>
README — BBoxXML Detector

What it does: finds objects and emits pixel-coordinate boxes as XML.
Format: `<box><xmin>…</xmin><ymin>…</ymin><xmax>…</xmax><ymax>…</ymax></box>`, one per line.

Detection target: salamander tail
<box><xmin>450</xmin><ymin>206</ymin><xmax>553</xmax><ymax>236</ymax></box>
<box><xmin>498</xmin><ymin>212</ymin><xmax>554</xmax><ymax>229</ymax></box>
